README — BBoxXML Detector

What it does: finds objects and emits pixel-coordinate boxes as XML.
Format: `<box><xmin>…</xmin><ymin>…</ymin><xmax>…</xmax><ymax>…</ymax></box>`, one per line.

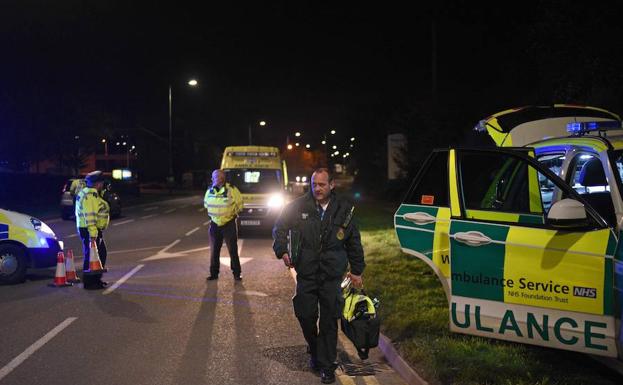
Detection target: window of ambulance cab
<box><xmin>536</xmin><ymin>153</ymin><xmax>566</xmax><ymax>211</ymax></box>
<box><xmin>404</xmin><ymin>151</ymin><xmax>449</xmax><ymax>207</ymax></box>
<box><xmin>567</xmin><ymin>152</ymin><xmax>615</xmax><ymax>226</ymax></box>
<box><xmin>458</xmin><ymin>151</ymin><xmax>546</xmax><ymax>224</ymax></box>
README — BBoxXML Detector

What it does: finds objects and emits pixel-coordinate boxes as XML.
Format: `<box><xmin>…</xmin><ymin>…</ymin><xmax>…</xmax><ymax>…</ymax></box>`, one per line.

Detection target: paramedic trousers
<box><xmin>209</xmin><ymin>219</ymin><xmax>241</xmax><ymax>277</ymax></box>
<box><xmin>293</xmin><ymin>275</ymin><xmax>342</xmax><ymax>371</ymax></box>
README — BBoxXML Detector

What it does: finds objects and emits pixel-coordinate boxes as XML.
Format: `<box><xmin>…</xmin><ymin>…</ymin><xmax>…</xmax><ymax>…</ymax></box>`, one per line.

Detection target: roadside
<box><xmin>356</xmin><ymin>200</ymin><xmax>622</xmax><ymax>385</ymax></box>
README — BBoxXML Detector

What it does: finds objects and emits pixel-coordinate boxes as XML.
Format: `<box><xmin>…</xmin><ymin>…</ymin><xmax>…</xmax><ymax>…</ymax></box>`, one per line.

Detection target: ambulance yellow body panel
<box><xmin>0</xmin><ymin>208</ymin><xmax>63</xmax><ymax>284</ymax></box>
<box><xmin>220</xmin><ymin>146</ymin><xmax>288</xmax><ymax>232</ymax></box>
<box><xmin>395</xmin><ymin>105</ymin><xmax>623</xmax><ymax>362</ymax></box>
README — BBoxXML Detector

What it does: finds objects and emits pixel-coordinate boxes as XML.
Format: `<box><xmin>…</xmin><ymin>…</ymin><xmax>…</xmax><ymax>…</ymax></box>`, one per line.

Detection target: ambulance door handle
<box><xmin>404</xmin><ymin>212</ymin><xmax>436</xmax><ymax>225</ymax></box>
<box><xmin>454</xmin><ymin>231</ymin><xmax>492</xmax><ymax>246</ymax></box>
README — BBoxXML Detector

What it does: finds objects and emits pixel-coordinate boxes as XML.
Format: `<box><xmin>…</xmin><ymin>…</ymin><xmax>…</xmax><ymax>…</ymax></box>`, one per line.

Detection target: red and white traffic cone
<box><xmin>83</xmin><ymin>240</ymin><xmax>104</xmax><ymax>275</ymax></box>
<box><xmin>49</xmin><ymin>252</ymin><xmax>73</xmax><ymax>287</ymax></box>
<box><xmin>64</xmin><ymin>249</ymin><xmax>80</xmax><ymax>283</ymax></box>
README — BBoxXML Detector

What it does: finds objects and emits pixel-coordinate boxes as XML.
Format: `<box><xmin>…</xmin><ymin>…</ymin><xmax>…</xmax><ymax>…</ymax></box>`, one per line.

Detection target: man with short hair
<box><xmin>75</xmin><ymin>170</ymin><xmax>109</xmax><ymax>290</ymax></box>
<box><xmin>272</xmin><ymin>168</ymin><xmax>365</xmax><ymax>384</ymax></box>
<box><xmin>204</xmin><ymin>169</ymin><xmax>243</xmax><ymax>281</ymax></box>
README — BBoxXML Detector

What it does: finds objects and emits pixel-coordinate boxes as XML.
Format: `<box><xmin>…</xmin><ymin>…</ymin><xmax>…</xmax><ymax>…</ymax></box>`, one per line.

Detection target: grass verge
<box><xmin>357</xmin><ymin>200</ymin><xmax>621</xmax><ymax>385</ymax></box>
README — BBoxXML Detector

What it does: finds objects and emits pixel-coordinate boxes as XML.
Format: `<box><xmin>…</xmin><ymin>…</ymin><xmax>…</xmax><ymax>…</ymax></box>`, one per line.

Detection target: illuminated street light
<box><xmin>321</xmin><ymin>140</ymin><xmax>326</xmax><ymax>145</ymax></box>
<box><xmin>350</xmin><ymin>137</ymin><xmax>355</xmax><ymax>141</ymax></box>
<box><xmin>305</xmin><ymin>144</ymin><xmax>310</xmax><ymax>149</ymax></box>
<box><xmin>332</xmin><ymin>145</ymin><xmax>337</xmax><ymax>149</ymax></box>
<box><xmin>330</xmin><ymin>130</ymin><xmax>336</xmax><ymax>135</ymax></box>
<box><xmin>188</xmin><ymin>79</ymin><xmax>198</xmax><ymax>86</ymax></box>
<box><xmin>101</xmin><ymin>139</ymin><xmax>106</xmax><ymax>143</ymax></box>
<box><xmin>287</xmin><ymin>144</ymin><xmax>293</xmax><ymax>150</ymax></box>
<box><xmin>295</xmin><ymin>132</ymin><xmax>301</xmax><ymax>137</ymax></box>
<box><xmin>334</xmin><ymin>151</ymin><xmax>340</xmax><ymax>155</ymax></box>
<box><xmin>295</xmin><ymin>142</ymin><xmax>300</xmax><ymax>147</ymax></box>
<box><xmin>259</xmin><ymin>121</ymin><xmax>266</xmax><ymax>126</ymax></box>
<box><xmin>169</xmin><ymin>79</ymin><xmax>199</xmax><ymax>180</ymax></box>
<box><xmin>350</xmin><ymin>144</ymin><xmax>354</xmax><ymax>148</ymax></box>
<box><xmin>249</xmin><ymin>120</ymin><xmax>267</xmax><ymax>145</ymax></box>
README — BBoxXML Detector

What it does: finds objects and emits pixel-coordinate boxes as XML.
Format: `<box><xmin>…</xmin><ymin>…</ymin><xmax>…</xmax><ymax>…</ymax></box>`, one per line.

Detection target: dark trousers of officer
<box><xmin>209</xmin><ymin>219</ymin><xmax>241</xmax><ymax>277</ymax></box>
<box><xmin>78</xmin><ymin>228</ymin><xmax>107</xmax><ymax>284</ymax></box>
<box><xmin>294</xmin><ymin>275</ymin><xmax>342</xmax><ymax>371</ymax></box>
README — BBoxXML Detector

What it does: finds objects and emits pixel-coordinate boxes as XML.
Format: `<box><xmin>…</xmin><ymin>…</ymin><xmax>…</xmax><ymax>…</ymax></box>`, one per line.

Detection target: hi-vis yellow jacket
<box><xmin>75</xmin><ymin>187</ymin><xmax>106</xmax><ymax>237</ymax></box>
<box><xmin>96</xmin><ymin>194</ymin><xmax>110</xmax><ymax>231</ymax></box>
<box><xmin>203</xmin><ymin>183</ymin><xmax>242</xmax><ymax>226</ymax></box>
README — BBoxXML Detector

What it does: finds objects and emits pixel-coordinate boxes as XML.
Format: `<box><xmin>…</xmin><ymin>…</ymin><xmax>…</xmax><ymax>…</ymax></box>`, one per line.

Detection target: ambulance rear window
<box><xmin>404</xmin><ymin>151</ymin><xmax>449</xmax><ymax>207</ymax></box>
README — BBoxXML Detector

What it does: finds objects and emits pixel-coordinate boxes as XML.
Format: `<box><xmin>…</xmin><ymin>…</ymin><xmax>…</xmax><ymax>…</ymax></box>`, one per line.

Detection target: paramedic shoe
<box><xmin>309</xmin><ymin>357</ymin><xmax>320</xmax><ymax>372</ymax></box>
<box><xmin>233</xmin><ymin>274</ymin><xmax>242</xmax><ymax>281</ymax></box>
<box><xmin>320</xmin><ymin>369</ymin><xmax>335</xmax><ymax>384</ymax></box>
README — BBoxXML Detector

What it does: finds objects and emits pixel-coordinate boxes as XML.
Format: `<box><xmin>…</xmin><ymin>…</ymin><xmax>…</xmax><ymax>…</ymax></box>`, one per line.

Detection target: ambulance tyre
<box><xmin>0</xmin><ymin>244</ymin><xmax>27</xmax><ymax>285</ymax></box>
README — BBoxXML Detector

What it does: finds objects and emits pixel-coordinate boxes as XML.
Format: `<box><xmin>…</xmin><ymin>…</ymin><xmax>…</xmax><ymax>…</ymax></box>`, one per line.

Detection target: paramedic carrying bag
<box><xmin>340</xmin><ymin>278</ymin><xmax>380</xmax><ymax>360</ymax></box>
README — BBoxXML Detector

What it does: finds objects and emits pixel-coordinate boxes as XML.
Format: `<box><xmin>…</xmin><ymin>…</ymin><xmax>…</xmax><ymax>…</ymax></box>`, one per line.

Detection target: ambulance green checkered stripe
<box><xmin>604</xmin><ymin>258</ymin><xmax>613</xmax><ymax>316</ymax></box>
<box><xmin>518</xmin><ymin>214</ymin><xmax>544</xmax><ymax>225</ymax></box>
<box><xmin>396</xmin><ymin>227</ymin><xmax>434</xmax><ymax>260</ymax></box>
<box><xmin>395</xmin><ymin>204</ymin><xmax>440</xmax><ymax>217</ymax></box>
<box><xmin>450</xmin><ymin>221</ymin><xmax>509</xmax><ymax>302</ymax></box>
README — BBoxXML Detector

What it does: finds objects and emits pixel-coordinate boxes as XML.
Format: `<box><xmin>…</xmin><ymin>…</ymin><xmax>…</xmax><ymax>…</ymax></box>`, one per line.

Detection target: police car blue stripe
<box><xmin>0</xmin><ymin>224</ymin><xmax>8</xmax><ymax>240</ymax></box>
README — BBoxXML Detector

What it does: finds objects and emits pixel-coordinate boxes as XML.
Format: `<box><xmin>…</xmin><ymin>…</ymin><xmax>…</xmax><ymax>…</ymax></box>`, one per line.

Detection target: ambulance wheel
<box><xmin>0</xmin><ymin>244</ymin><xmax>27</xmax><ymax>285</ymax></box>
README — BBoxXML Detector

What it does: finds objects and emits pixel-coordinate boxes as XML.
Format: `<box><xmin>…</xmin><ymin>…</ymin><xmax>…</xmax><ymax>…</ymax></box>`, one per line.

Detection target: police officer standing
<box><xmin>273</xmin><ymin>168</ymin><xmax>365</xmax><ymax>384</ymax></box>
<box><xmin>204</xmin><ymin>169</ymin><xmax>244</xmax><ymax>281</ymax></box>
<box><xmin>75</xmin><ymin>170</ymin><xmax>109</xmax><ymax>290</ymax></box>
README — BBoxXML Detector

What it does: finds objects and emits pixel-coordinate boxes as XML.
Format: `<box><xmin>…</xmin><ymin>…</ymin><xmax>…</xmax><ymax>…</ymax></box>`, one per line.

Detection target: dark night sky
<box><xmin>2</xmin><ymin>1</ymin><xmax>623</xmax><ymax>176</ymax></box>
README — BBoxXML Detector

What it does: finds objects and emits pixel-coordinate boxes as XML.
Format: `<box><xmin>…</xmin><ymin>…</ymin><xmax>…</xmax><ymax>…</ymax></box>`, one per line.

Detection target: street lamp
<box><xmin>248</xmin><ymin>120</ymin><xmax>267</xmax><ymax>145</ymax></box>
<box><xmin>168</xmin><ymin>79</ymin><xmax>198</xmax><ymax>181</ymax></box>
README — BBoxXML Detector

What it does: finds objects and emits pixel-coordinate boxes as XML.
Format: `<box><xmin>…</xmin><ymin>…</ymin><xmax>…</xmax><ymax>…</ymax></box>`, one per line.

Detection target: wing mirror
<box><xmin>546</xmin><ymin>199</ymin><xmax>588</xmax><ymax>228</ymax></box>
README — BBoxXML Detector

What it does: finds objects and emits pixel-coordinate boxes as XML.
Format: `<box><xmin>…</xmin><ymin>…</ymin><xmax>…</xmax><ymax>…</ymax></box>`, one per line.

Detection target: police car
<box><xmin>0</xmin><ymin>208</ymin><xmax>63</xmax><ymax>284</ymax></box>
<box><xmin>395</xmin><ymin>105</ymin><xmax>623</xmax><ymax>361</ymax></box>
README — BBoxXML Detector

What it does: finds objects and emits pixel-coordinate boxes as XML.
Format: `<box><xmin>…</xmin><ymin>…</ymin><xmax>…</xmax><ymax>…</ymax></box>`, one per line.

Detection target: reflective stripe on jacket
<box><xmin>96</xmin><ymin>195</ymin><xmax>110</xmax><ymax>230</ymax></box>
<box><xmin>203</xmin><ymin>183</ymin><xmax>242</xmax><ymax>226</ymax></box>
<box><xmin>75</xmin><ymin>187</ymin><xmax>103</xmax><ymax>237</ymax></box>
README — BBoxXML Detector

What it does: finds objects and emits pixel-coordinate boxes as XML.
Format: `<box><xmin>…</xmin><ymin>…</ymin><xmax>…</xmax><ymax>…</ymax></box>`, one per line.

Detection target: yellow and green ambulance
<box><xmin>395</xmin><ymin>105</ymin><xmax>623</xmax><ymax>361</ymax></box>
<box><xmin>221</xmin><ymin>146</ymin><xmax>288</xmax><ymax>234</ymax></box>
<box><xmin>0</xmin><ymin>208</ymin><xmax>64</xmax><ymax>284</ymax></box>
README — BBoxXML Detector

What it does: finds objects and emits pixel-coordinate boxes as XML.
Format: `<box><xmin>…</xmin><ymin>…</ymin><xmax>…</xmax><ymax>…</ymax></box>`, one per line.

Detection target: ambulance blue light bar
<box><xmin>566</xmin><ymin>120</ymin><xmax>622</xmax><ymax>134</ymax></box>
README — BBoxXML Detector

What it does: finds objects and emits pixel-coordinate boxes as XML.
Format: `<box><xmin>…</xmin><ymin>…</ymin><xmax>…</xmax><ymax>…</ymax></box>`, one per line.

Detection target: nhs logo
<box><xmin>573</xmin><ymin>286</ymin><xmax>597</xmax><ymax>299</ymax></box>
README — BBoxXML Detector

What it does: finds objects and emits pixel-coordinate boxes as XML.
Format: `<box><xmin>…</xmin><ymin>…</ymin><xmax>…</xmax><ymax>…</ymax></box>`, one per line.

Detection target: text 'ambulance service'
<box><xmin>221</xmin><ymin>146</ymin><xmax>288</xmax><ymax>233</ymax></box>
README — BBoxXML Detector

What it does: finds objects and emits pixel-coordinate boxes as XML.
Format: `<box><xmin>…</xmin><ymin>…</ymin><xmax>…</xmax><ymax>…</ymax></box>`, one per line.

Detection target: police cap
<box><xmin>85</xmin><ymin>170</ymin><xmax>103</xmax><ymax>187</ymax></box>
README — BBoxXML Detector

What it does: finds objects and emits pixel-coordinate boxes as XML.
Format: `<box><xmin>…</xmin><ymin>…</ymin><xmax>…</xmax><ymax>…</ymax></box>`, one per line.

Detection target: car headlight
<box><xmin>267</xmin><ymin>193</ymin><xmax>285</xmax><ymax>208</ymax></box>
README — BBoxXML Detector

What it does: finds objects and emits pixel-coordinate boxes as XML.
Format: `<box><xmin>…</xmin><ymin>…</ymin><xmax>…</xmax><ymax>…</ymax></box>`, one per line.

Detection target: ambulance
<box><xmin>394</xmin><ymin>105</ymin><xmax>623</xmax><ymax>361</ymax></box>
<box><xmin>221</xmin><ymin>146</ymin><xmax>288</xmax><ymax>234</ymax></box>
<box><xmin>0</xmin><ymin>208</ymin><xmax>64</xmax><ymax>284</ymax></box>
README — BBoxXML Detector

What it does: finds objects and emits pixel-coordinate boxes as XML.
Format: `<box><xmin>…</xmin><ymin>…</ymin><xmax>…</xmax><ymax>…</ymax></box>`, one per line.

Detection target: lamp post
<box><xmin>248</xmin><ymin>120</ymin><xmax>267</xmax><ymax>145</ymax></box>
<box><xmin>168</xmin><ymin>79</ymin><xmax>198</xmax><ymax>181</ymax></box>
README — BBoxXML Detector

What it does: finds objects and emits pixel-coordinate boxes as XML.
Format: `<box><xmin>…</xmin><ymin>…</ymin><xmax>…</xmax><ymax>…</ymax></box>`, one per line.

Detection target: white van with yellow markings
<box><xmin>395</xmin><ymin>105</ymin><xmax>623</xmax><ymax>362</ymax></box>
<box><xmin>0</xmin><ymin>208</ymin><xmax>64</xmax><ymax>284</ymax></box>
<box><xmin>221</xmin><ymin>146</ymin><xmax>288</xmax><ymax>234</ymax></box>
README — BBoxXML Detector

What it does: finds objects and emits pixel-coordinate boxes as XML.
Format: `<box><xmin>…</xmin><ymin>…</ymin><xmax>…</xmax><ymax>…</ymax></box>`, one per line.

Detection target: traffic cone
<box><xmin>48</xmin><ymin>252</ymin><xmax>73</xmax><ymax>287</ymax></box>
<box><xmin>83</xmin><ymin>240</ymin><xmax>104</xmax><ymax>275</ymax></box>
<box><xmin>65</xmin><ymin>249</ymin><xmax>80</xmax><ymax>283</ymax></box>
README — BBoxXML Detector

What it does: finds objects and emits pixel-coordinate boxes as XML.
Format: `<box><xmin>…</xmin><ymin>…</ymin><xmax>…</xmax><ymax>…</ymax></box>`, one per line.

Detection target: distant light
<box><xmin>122</xmin><ymin>142</ymin><xmax>127</xmax><ymax>146</ymax></box>
<box><xmin>296</xmin><ymin>176</ymin><xmax>301</xmax><ymax>182</ymax></box>
<box><xmin>287</xmin><ymin>144</ymin><xmax>293</xmax><ymax>150</ymax></box>
<box><xmin>305</xmin><ymin>144</ymin><xmax>310</xmax><ymax>149</ymax></box>
<box><xmin>295</xmin><ymin>142</ymin><xmax>300</xmax><ymax>147</ymax></box>
<box><xmin>301</xmin><ymin>176</ymin><xmax>307</xmax><ymax>182</ymax></box>
<box><xmin>343</xmin><ymin>154</ymin><xmax>347</xmax><ymax>158</ymax></box>
<box><xmin>350</xmin><ymin>144</ymin><xmax>354</xmax><ymax>148</ymax></box>
<box><xmin>74</xmin><ymin>135</ymin><xmax>80</xmax><ymax>140</ymax></box>
<box><xmin>101</xmin><ymin>139</ymin><xmax>106</xmax><ymax>143</ymax></box>
<box><xmin>116</xmin><ymin>142</ymin><xmax>121</xmax><ymax>146</ymax></box>
<box><xmin>131</xmin><ymin>145</ymin><xmax>136</xmax><ymax>150</ymax></box>
<box><xmin>332</xmin><ymin>145</ymin><xmax>337</xmax><ymax>149</ymax></box>
<box><xmin>334</xmin><ymin>151</ymin><xmax>340</xmax><ymax>155</ymax></box>
<box><xmin>259</xmin><ymin>121</ymin><xmax>266</xmax><ymax>126</ymax></box>
<box><xmin>345</xmin><ymin>152</ymin><xmax>350</xmax><ymax>156</ymax></box>
<box><xmin>354</xmin><ymin>192</ymin><xmax>361</xmax><ymax>200</ymax></box>
<box><xmin>321</xmin><ymin>140</ymin><xmax>326</xmax><ymax>145</ymax></box>
<box><xmin>188</xmin><ymin>79</ymin><xmax>198</xmax><ymax>86</ymax></box>
<box><xmin>330</xmin><ymin>130</ymin><xmax>336</xmax><ymax>135</ymax></box>
<box><xmin>350</xmin><ymin>137</ymin><xmax>355</xmax><ymax>141</ymax></box>
<box><xmin>295</xmin><ymin>132</ymin><xmax>301</xmax><ymax>137</ymax></box>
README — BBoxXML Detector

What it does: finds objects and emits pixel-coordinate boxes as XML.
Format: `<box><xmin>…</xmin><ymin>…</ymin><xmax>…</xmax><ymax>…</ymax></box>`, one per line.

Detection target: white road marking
<box><xmin>237</xmin><ymin>290</ymin><xmax>268</xmax><ymax>297</ymax></box>
<box><xmin>161</xmin><ymin>239</ymin><xmax>181</xmax><ymax>253</ymax></box>
<box><xmin>185</xmin><ymin>227</ymin><xmax>200</xmax><ymax>236</ymax></box>
<box><xmin>65</xmin><ymin>234</ymin><xmax>78</xmax><ymax>238</ymax></box>
<box><xmin>203</xmin><ymin>221</ymin><xmax>211</xmax><ymax>226</ymax></box>
<box><xmin>197</xmin><ymin>207</ymin><xmax>204</xmax><ymax>212</ymax></box>
<box><xmin>143</xmin><ymin>207</ymin><xmax>159</xmax><ymax>211</ymax></box>
<box><xmin>164</xmin><ymin>208</ymin><xmax>176</xmax><ymax>214</ymax></box>
<box><xmin>103</xmin><ymin>264</ymin><xmax>144</xmax><ymax>295</ymax></box>
<box><xmin>141</xmin><ymin>214</ymin><xmax>157</xmax><ymax>220</ymax></box>
<box><xmin>113</xmin><ymin>219</ymin><xmax>135</xmax><ymax>226</ymax></box>
<box><xmin>0</xmin><ymin>317</ymin><xmax>77</xmax><ymax>381</ymax></box>
<box><xmin>108</xmin><ymin>245</ymin><xmax>166</xmax><ymax>255</ymax></box>
<box><xmin>218</xmin><ymin>257</ymin><xmax>252</xmax><ymax>267</ymax></box>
